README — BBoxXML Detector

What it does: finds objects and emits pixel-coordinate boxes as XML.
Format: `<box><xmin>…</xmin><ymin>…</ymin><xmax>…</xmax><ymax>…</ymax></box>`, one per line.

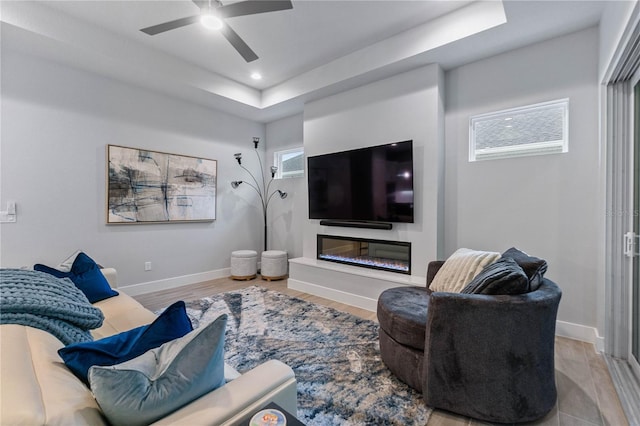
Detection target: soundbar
<box><xmin>319</xmin><ymin>220</ymin><xmax>393</xmax><ymax>230</ymax></box>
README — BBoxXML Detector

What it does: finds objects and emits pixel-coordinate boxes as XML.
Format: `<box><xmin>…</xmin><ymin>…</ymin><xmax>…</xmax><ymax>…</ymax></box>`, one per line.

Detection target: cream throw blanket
<box><xmin>429</xmin><ymin>248</ymin><xmax>501</xmax><ymax>293</ymax></box>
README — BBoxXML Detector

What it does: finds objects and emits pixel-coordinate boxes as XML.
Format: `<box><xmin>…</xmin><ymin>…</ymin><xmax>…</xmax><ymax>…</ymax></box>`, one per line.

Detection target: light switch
<box><xmin>0</xmin><ymin>200</ymin><xmax>17</xmax><ymax>223</ymax></box>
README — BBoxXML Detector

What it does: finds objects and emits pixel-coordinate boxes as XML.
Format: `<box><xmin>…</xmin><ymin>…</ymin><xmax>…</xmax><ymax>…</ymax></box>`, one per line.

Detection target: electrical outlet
<box><xmin>145</xmin><ymin>262</ymin><xmax>152</xmax><ymax>271</ymax></box>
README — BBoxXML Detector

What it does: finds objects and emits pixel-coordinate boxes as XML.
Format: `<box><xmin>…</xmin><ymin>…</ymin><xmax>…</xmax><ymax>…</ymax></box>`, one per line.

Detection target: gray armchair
<box><xmin>377</xmin><ymin>261</ymin><xmax>562</xmax><ymax>423</ymax></box>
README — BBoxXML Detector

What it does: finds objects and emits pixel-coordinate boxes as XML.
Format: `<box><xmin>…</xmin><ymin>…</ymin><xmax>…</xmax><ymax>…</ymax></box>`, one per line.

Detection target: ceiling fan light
<box><xmin>200</xmin><ymin>13</ymin><xmax>223</xmax><ymax>30</ymax></box>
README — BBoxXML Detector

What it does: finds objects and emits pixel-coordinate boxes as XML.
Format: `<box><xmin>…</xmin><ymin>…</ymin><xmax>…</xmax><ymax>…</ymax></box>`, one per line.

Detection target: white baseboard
<box><xmin>288</xmin><ymin>278</ymin><xmax>379</xmax><ymax>312</ymax></box>
<box><xmin>119</xmin><ymin>267</ymin><xmax>231</xmax><ymax>296</ymax></box>
<box><xmin>290</xmin><ymin>278</ymin><xmax>602</xmax><ymax>346</ymax></box>
<box><xmin>556</xmin><ymin>320</ymin><xmax>602</xmax><ymax>348</ymax></box>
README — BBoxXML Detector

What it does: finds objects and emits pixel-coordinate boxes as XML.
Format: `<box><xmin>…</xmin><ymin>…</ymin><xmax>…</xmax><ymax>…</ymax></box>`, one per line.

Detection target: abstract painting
<box><xmin>107</xmin><ymin>145</ymin><xmax>217</xmax><ymax>223</ymax></box>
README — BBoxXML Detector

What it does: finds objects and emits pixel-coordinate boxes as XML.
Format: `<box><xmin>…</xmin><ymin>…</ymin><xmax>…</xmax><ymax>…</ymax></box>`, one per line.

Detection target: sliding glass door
<box><xmin>632</xmin><ymin>82</ymin><xmax>640</xmax><ymax>377</ymax></box>
<box><xmin>604</xmin><ymin>12</ymin><xmax>640</xmax><ymax>422</ymax></box>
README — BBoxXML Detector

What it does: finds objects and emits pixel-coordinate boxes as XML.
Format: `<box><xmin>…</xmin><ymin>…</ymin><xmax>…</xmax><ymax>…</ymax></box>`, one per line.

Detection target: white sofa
<box><xmin>0</xmin><ymin>268</ymin><xmax>297</xmax><ymax>425</ymax></box>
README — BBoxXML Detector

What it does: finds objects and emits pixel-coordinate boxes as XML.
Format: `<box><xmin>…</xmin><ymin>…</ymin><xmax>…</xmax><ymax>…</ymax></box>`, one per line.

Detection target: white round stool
<box><xmin>230</xmin><ymin>250</ymin><xmax>257</xmax><ymax>280</ymax></box>
<box><xmin>261</xmin><ymin>250</ymin><xmax>288</xmax><ymax>281</ymax></box>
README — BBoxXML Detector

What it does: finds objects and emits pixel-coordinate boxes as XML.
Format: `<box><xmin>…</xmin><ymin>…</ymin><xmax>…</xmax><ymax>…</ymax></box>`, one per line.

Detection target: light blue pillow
<box><xmin>88</xmin><ymin>314</ymin><xmax>227</xmax><ymax>426</ymax></box>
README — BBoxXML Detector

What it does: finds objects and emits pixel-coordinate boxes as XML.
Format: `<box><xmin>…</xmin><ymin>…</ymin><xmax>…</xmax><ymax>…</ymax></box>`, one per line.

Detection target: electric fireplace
<box><xmin>317</xmin><ymin>234</ymin><xmax>411</xmax><ymax>274</ymax></box>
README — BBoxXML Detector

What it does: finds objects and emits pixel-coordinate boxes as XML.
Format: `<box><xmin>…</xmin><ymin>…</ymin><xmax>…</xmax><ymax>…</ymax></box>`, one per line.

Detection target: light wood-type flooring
<box><xmin>133</xmin><ymin>277</ymin><xmax>629</xmax><ymax>426</ymax></box>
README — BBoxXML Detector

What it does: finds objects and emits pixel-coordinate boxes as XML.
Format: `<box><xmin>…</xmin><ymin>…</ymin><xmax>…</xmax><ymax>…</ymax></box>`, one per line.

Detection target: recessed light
<box><xmin>251</xmin><ymin>72</ymin><xmax>262</xmax><ymax>80</ymax></box>
<box><xmin>200</xmin><ymin>14</ymin><xmax>223</xmax><ymax>30</ymax></box>
<box><xmin>504</xmin><ymin>117</ymin><xmax>513</xmax><ymax>121</ymax></box>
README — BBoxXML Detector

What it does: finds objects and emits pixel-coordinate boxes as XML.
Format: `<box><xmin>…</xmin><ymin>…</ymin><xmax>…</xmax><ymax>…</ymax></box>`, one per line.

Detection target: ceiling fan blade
<box><xmin>191</xmin><ymin>0</ymin><xmax>207</xmax><ymax>8</ymax></box>
<box><xmin>140</xmin><ymin>15</ymin><xmax>200</xmax><ymax>35</ymax></box>
<box><xmin>218</xmin><ymin>1</ymin><xmax>293</xmax><ymax>19</ymax></box>
<box><xmin>220</xmin><ymin>23</ymin><xmax>259</xmax><ymax>62</ymax></box>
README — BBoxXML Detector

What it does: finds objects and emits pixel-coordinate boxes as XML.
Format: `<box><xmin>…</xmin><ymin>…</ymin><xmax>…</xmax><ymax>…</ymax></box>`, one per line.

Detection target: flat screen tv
<box><xmin>307</xmin><ymin>140</ymin><xmax>414</xmax><ymax>223</ymax></box>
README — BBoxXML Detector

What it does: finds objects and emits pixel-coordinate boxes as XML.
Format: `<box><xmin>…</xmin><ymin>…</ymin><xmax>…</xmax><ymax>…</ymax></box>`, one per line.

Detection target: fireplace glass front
<box><xmin>317</xmin><ymin>234</ymin><xmax>411</xmax><ymax>274</ymax></box>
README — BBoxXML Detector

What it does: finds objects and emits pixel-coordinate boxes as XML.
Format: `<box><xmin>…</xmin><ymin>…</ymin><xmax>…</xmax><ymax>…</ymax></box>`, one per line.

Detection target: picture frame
<box><xmin>106</xmin><ymin>145</ymin><xmax>217</xmax><ymax>224</ymax></box>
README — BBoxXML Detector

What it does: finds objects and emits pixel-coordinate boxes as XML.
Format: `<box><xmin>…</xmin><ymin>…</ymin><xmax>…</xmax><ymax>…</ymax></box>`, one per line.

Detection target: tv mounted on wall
<box><xmin>307</xmin><ymin>140</ymin><xmax>414</xmax><ymax>224</ymax></box>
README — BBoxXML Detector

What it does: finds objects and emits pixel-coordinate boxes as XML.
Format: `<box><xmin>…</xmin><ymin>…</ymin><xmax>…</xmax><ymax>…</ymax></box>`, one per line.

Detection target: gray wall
<box><xmin>265</xmin><ymin>113</ymin><xmax>305</xmax><ymax>258</ymax></box>
<box><xmin>444</xmin><ymin>27</ymin><xmax>600</xmax><ymax>330</ymax></box>
<box><xmin>0</xmin><ymin>49</ymin><xmax>265</xmax><ymax>286</ymax></box>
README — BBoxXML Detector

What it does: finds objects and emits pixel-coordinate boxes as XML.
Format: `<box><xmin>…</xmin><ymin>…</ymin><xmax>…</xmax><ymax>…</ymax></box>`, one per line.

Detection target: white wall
<box><xmin>265</xmin><ymin>113</ymin><xmax>304</xmax><ymax>258</ymax></box>
<box><xmin>445</xmin><ymin>28</ymin><xmax>600</xmax><ymax>333</ymax></box>
<box><xmin>302</xmin><ymin>64</ymin><xmax>445</xmax><ymax>278</ymax></box>
<box><xmin>0</xmin><ymin>49</ymin><xmax>265</xmax><ymax>287</ymax></box>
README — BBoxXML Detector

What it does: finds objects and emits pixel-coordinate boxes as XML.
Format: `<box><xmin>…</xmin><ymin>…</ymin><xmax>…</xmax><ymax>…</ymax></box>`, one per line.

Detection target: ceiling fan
<box><xmin>140</xmin><ymin>0</ymin><xmax>293</xmax><ymax>63</ymax></box>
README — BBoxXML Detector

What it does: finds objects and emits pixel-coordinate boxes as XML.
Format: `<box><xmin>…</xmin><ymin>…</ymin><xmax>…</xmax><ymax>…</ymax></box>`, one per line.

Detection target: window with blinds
<box><xmin>469</xmin><ymin>99</ymin><xmax>569</xmax><ymax>161</ymax></box>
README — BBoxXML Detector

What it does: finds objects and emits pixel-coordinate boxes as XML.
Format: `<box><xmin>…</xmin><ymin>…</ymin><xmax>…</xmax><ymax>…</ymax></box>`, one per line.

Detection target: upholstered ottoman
<box><xmin>261</xmin><ymin>250</ymin><xmax>288</xmax><ymax>281</ymax></box>
<box><xmin>230</xmin><ymin>250</ymin><xmax>257</xmax><ymax>280</ymax></box>
<box><xmin>376</xmin><ymin>286</ymin><xmax>430</xmax><ymax>392</ymax></box>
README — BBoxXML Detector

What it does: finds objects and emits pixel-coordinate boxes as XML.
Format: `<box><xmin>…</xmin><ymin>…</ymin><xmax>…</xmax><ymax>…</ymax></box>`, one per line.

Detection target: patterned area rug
<box><xmin>176</xmin><ymin>286</ymin><xmax>431</xmax><ymax>425</ymax></box>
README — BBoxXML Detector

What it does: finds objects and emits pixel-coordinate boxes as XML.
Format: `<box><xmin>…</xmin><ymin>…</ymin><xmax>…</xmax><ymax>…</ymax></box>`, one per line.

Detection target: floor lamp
<box><xmin>231</xmin><ymin>137</ymin><xmax>288</xmax><ymax>252</ymax></box>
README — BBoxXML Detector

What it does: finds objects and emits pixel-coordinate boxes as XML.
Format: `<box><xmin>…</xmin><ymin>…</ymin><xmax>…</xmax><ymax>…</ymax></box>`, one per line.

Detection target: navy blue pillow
<box><xmin>58</xmin><ymin>301</ymin><xmax>193</xmax><ymax>385</ymax></box>
<box><xmin>34</xmin><ymin>252</ymin><xmax>118</xmax><ymax>303</ymax></box>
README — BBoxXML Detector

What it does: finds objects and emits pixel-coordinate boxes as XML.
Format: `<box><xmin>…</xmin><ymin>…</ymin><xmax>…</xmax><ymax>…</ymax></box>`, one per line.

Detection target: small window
<box><xmin>469</xmin><ymin>99</ymin><xmax>569</xmax><ymax>162</ymax></box>
<box><xmin>273</xmin><ymin>147</ymin><xmax>304</xmax><ymax>179</ymax></box>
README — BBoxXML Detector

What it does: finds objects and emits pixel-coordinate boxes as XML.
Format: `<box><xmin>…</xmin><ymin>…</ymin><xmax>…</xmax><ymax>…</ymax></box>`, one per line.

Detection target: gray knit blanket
<box><xmin>0</xmin><ymin>269</ymin><xmax>104</xmax><ymax>345</ymax></box>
